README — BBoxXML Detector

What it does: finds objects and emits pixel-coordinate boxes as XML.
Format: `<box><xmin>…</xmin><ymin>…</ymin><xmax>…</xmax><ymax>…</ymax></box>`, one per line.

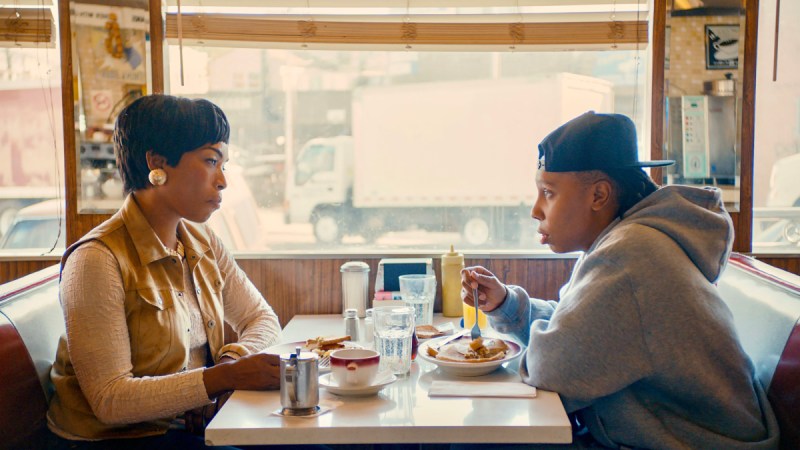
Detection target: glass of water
<box><xmin>399</xmin><ymin>274</ymin><xmax>436</xmax><ymax>326</ymax></box>
<box><xmin>373</xmin><ymin>306</ymin><xmax>415</xmax><ymax>376</ymax></box>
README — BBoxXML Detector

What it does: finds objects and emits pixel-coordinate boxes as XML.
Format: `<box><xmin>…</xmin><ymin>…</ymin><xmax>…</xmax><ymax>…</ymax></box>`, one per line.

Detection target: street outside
<box><xmin>256</xmin><ymin>206</ymin><xmax>543</xmax><ymax>253</ymax></box>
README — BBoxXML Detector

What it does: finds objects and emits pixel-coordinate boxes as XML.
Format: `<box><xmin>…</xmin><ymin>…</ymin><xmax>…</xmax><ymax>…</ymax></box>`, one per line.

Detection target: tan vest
<box><xmin>48</xmin><ymin>195</ymin><xmax>227</xmax><ymax>439</ymax></box>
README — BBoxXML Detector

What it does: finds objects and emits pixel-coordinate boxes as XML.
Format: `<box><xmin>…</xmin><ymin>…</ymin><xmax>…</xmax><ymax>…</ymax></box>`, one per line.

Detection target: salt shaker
<box><xmin>344</xmin><ymin>308</ymin><xmax>359</xmax><ymax>342</ymax></box>
<box><xmin>363</xmin><ymin>308</ymin><xmax>374</xmax><ymax>345</ymax></box>
<box><xmin>340</xmin><ymin>261</ymin><xmax>370</xmax><ymax>317</ymax></box>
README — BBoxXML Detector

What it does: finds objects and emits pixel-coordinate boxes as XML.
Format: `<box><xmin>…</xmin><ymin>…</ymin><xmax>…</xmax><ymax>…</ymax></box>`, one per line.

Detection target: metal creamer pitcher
<box><xmin>280</xmin><ymin>347</ymin><xmax>319</xmax><ymax>416</ymax></box>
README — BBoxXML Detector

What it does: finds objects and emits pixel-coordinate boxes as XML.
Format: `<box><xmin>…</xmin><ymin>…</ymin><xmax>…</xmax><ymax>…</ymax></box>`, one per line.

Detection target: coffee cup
<box><xmin>330</xmin><ymin>349</ymin><xmax>380</xmax><ymax>387</ymax></box>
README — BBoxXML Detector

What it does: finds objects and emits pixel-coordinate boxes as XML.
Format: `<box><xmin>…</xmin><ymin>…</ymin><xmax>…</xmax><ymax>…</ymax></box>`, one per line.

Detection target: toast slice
<box><xmin>304</xmin><ymin>335</ymin><xmax>353</xmax><ymax>357</ymax></box>
<box><xmin>304</xmin><ymin>335</ymin><xmax>351</xmax><ymax>350</ymax></box>
<box><xmin>416</xmin><ymin>325</ymin><xmax>445</xmax><ymax>340</ymax></box>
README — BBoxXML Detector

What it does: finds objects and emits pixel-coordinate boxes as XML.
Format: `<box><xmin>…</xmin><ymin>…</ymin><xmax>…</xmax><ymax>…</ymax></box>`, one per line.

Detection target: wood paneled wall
<box><xmin>238</xmin><ymin>257</ymin><xmax>576</xmax><ymax>328</ymax></box>
<box><xmin>0</xmin><ymin>259</ymin><xmax>60</xmax><ymax>285</ymax></box>
<box><xmin>2</xmin><ymin>255</ymin><xmax>797</xmax><ymax>329</ymax></box>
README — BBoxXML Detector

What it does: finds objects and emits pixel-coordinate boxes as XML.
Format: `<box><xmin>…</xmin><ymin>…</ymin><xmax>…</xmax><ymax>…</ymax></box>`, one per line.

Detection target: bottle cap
<box><xmin>442</xmin><ymin>244</ymin><xmax>464</xmax><ymax>264</ymax></box>
<box><xmin>344</xmin><ymin>308</ymin><xmax>358</xmax><ymax>318</ymax></box>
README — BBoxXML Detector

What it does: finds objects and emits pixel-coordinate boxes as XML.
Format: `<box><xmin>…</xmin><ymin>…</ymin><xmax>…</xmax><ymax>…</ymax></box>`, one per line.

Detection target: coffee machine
<box><xmin>666</xmin><ymin>76</ymin><xmax>739</xmax><ymax>184</ymax></box>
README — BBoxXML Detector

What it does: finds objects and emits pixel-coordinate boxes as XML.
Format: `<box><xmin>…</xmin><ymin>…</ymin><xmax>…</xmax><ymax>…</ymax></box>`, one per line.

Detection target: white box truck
<box><xmin>284</xmin><ymin>73</ymin><xmax>614</xmax><ymax>245</ymax></box>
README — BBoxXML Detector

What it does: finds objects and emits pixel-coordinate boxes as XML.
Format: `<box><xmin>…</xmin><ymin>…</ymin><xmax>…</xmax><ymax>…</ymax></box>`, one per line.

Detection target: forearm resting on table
<box><xmin>203</xmin><ymin>353</ymin><xmax>279</xmax><ymax>398</ymax></box>
<box><xmin>203</xmin><ymin>357</ymin><xmax>238</xmax><ymax>398</ymax></box>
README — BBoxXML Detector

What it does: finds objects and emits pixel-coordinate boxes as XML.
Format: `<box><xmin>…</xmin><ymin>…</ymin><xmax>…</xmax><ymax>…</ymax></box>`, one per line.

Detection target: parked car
<box><xmin>0</xmin><ymin>199</ymin><xmax>65</xmax><ymax>253</ymax></box>
<box><xmin>0</xmin><ymin>164</ymin><xmax>267</xmax><ymax>254</ymax></box>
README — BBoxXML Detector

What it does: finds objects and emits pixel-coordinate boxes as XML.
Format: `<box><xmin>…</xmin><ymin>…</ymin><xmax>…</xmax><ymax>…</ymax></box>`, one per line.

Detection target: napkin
<box><xmin>428</xmin><ymin>381</ymin><xmax>537</xmax><ymax>398</ymax></box>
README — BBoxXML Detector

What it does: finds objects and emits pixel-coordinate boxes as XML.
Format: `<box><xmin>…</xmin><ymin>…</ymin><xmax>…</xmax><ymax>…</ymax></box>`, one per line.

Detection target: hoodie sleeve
<box><xmin>518</xmin><ymin>255</ymin><xmax>655</xmax><ymax>413</ymax></box>
<box><xmin>487</xmin><ymin>285</ymin><xmax>558</xmax><ymax>346</ymax></box>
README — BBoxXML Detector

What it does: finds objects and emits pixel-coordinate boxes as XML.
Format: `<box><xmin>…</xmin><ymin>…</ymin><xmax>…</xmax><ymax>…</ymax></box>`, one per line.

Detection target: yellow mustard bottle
<box><xmin>441</xmin><ymin>245</ymin><xmax>464</xmax><ymax>317</ymax></box>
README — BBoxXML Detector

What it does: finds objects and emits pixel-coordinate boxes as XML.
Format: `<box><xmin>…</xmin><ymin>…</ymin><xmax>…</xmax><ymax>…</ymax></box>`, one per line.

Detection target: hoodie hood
<box><xmin>614</xmin><ymin>185</ymin><xmax>734</xmax><ymax>282</ymax></box>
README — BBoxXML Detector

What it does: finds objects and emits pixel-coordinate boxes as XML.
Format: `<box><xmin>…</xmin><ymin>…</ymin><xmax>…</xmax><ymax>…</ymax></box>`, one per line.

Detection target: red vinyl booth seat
<box><xmin>0</xmin><ymin>265</ymin><xmax>61</xmax><ymax>450</ymax></box>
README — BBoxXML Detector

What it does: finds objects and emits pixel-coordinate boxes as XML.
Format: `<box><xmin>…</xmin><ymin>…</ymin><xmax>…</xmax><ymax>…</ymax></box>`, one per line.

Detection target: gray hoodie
<box><xmin>490</xmin><ymin>185</ymin><xmax>779</xmax><ymax>449</ymax></box>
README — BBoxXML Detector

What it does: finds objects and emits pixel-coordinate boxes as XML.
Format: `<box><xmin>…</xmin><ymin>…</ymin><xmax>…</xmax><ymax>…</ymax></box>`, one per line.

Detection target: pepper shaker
<box><xmin>344</xmin><ymin>308</ymin><xmax>359</xmax><ymax>342</ymax></box>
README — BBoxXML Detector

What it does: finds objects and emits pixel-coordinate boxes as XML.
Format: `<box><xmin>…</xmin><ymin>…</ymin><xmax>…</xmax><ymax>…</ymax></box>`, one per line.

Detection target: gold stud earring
<box><xmin>148</xmin><ymin>168</ymin><xmax>167</xmax><ymax>186</ymax></box>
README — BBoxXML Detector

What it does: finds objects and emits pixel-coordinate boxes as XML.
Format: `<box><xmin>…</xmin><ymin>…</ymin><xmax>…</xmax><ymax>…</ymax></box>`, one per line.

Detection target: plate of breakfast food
<box><xmin>418</xmin><ymin>335</ymin><xmax>522</xmax><ymax>377</ymax></box>
<box><xmin>265</xmin><ymin>335</ymin><xmax>362</xmax><ymax>373</ymax></box>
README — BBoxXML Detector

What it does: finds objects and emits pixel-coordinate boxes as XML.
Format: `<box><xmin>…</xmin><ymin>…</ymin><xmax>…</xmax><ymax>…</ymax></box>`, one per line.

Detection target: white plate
<box><xmin>418</xmin><ymin>336</ymin><xmax>523</xmax><ymax>377</ymax></box>
<box><xmin>319</xmin><ymin>371</ymin><xmax>398</xmax><ymax>397</ymax></box>
<box><xmin>265</xmin><ymin>341</ymin><xmax>363</xmax><ymax>373</ymax></box>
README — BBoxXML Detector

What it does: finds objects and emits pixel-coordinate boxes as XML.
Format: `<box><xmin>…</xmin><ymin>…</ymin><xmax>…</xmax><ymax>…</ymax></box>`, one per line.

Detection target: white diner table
<box><xmin>204</xmin><ymin>314</ymin><xmax>572</xmax><ymax>446</ymax></box>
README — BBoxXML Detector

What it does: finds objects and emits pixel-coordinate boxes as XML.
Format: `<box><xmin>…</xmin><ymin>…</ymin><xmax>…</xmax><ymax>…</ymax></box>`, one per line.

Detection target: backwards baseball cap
<box><xmin>537</xmin><ymin>111</ymin><xmax>674</xmax><ymax>172</ymax></box>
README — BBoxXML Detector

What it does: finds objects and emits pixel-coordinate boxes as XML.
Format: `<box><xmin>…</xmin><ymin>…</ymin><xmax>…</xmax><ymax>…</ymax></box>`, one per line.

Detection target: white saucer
<box><xmin>319</xmin><ymin>372</ymin><xmax>397</xmax><ymax>397</ymax></box>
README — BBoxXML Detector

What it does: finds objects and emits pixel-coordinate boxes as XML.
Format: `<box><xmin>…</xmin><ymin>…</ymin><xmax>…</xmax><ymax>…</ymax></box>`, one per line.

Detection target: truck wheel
<box><xmin>462</xmin><ymin>216</ymin><xmax>491</xmax><ymax>246</ymax></box>
<box><xmin>313</xmin><ymin>211</ymin><xmax>343</xmax><ymax>244</ymax></box>
<box><xmin>360</xmin><ymin>215</ymin><xmax>384</xmax><ymax>243</ymax></box>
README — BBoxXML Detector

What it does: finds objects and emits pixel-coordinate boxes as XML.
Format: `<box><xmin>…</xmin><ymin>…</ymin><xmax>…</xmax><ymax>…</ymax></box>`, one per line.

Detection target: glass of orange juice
<box><xmin>462</xmin><ymin>302</ymin><xmax>488</xmax><ymax>329</ymax></box>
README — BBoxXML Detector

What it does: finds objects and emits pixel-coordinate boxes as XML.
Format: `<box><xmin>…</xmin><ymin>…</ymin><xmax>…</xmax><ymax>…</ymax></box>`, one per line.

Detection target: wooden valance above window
<box><xmin>0</xmin><ymin>8</ymin><xmax>53</xmax><ymax>46</ymax></box>
<box><xmin>164</xmin><ymin>14</ymin><xmax>648</xmax><ymax>49</ymax></box>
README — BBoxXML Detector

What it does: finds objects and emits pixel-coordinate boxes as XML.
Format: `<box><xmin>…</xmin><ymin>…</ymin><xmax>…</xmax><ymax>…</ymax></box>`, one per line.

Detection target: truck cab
<box><xmin>284</xmin><ymin>136</ymin><xmax>354</xmax><ymax>243</ymax></box>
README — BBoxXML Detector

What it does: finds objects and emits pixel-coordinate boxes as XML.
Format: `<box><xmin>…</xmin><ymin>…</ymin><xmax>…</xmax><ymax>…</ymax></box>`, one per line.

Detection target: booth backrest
<box><xmin>0</xmin><ymin>258</ymin><xmax>799</xmax><ymax>449</ymax></box>
<box><xmin>0</xmin><ymin>265</ymin><xmax>61</xmax><ymax>450</ymax></box>
<box><xmin>718</xmin><ymin>254</ymin><xmax>800</xmax><ymax>450</ymax></box>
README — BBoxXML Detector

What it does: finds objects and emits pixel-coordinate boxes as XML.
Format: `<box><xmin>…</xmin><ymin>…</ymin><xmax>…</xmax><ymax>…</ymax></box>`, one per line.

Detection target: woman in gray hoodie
<box><xmin>462</xmin><ymin>112</ymin><xmax>778</xmax><ymax>449</ymax></box>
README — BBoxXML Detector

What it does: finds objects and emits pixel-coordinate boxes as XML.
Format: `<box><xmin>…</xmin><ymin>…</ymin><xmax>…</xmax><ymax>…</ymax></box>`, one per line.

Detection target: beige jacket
<box><xmin>48</xmin><ymin>195</ymin><xmax>278</xmax><ymax>439</ymax></box>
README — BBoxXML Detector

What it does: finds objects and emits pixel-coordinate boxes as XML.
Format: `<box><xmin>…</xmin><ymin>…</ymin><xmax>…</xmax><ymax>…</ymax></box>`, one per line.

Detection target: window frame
<box><xmin>55</xmin><ymin>0</ymin><xmax>771</xmax><ymax>258</ymax></box>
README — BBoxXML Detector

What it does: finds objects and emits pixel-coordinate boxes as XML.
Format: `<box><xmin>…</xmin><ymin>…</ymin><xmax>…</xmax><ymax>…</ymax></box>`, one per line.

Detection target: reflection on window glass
<box><xmin>753</xmin><ymin>0</ymin><xmax>800</xmax><ymax>254</ymax></box>
<box><xmin>167</xmin><ymin>46</ymin><xmax>646</xmax><ymax>253</ymax></box>
<box><xmin>662</xmin><ymin>10</ymin><xmax>745</xmax><ymax>212</ymax></box>
<box><xmin>0</xmin><ymin>219</ymin><xmax>64</xmax><ymax>250</ymax></box>
<box><xmin>0</xmin><ymin>41</ymin><xmax>64</xmax><ymax>251</ymax></box>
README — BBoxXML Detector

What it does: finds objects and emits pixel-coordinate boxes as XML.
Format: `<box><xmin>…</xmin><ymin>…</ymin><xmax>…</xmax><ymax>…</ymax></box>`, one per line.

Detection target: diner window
<box><xmin>0</xmin><ymin>4</ymin><xmax>64</xmax><ymax>255</ymax></box>
<box><xmin>753</xmin><ymin>0</ymin><xmax>800</xmax><ymax>255</ymax></box>
<box><xmin>162</xmin><ymin>1</ymin><xmax>650</xmax><ymax>254</ymax></box>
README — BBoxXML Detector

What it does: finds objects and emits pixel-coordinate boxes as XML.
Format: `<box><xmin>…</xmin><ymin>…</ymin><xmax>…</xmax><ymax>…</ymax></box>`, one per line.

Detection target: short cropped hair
<box><xmin>113</xmin><ymin>95</ymin><xmax>230</xmax><ymax>193</ymax></box>
<box><xmin>577</xmin><ymin>168</ymin><xmax>659</xmax><ymax>217</ymax></box>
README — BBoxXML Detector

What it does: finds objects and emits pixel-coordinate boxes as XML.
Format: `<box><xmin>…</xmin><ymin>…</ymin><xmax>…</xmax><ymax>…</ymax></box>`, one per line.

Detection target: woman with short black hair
<box><xmin>47</xmin><ymin>95</ymin><xmax>291</xmax><ymax>449</ymax></box>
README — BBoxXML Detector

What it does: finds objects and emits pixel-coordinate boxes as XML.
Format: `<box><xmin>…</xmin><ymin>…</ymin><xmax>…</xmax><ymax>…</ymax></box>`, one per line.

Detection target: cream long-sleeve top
<box><xmin>50</xmin><ymin>238</ymin><xmax>281</xmax><ymax>437</ymax></box>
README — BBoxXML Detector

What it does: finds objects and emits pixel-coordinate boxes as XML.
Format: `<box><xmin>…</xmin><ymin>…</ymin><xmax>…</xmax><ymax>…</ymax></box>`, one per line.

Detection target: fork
<box><xmin>471</xmin><ymin>286</ymin><xmax>482</xmax><ymax>340</ymax></box>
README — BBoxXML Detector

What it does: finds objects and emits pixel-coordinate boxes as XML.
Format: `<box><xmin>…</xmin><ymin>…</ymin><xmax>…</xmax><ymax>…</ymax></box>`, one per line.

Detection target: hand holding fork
<box><xmin>461</xmin><ymin>267</ymin><xmax>509</xmax><ymax>339</ymax></box>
